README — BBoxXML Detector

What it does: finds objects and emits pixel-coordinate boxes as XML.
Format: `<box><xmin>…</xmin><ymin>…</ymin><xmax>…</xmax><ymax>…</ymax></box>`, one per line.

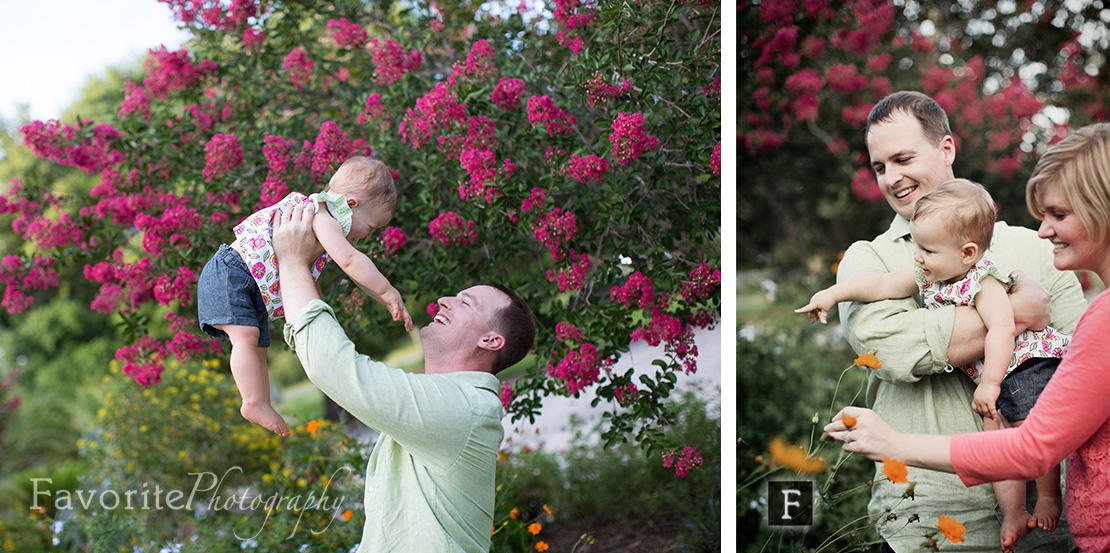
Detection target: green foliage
<box><xmin>740</xmin><ymin>1</ymin><xmax>1110</xmax><ymax>274</ymax></box>
<box><xmin>495</xmin><ymin>386</ymin><xmax>720</xmax><ymax>552</ymax></box>
<box><xmin>44</xmin><ymin>359</ymin><xmax>368</xmax><ymax>550</ymax></box>
<box><xmin>738</xmin><ymin>276</ymin><xmax>879</xmax><ymax>552</ymax></box>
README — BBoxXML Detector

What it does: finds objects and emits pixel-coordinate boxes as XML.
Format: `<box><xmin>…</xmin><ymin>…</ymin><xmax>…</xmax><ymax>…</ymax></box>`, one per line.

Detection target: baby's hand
<box><xmin>380</xmin><ymin>287</ymin><xmax>414</xmax><ymax>332</ymax></box>
<box><xmin>794</xmin><ymin>290</ymin><xmax>836</xmax><ymax>324</ymax></box>
<box><xmin>972</xmin><ymin>383</ymin><xmax>1001</xmax><ymax>420</ymax></box>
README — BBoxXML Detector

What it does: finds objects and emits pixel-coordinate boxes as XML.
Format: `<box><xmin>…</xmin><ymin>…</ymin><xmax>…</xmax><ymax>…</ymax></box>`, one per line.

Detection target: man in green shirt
<box><xmin>272</xmin><ymin>202</ymin><xmax>535</xmax><ymax>552</ymax></box>
<box><xmin>838</xmin><ymin>91</ymin><xmax>1087</xmax><ymax>552</ymax></box>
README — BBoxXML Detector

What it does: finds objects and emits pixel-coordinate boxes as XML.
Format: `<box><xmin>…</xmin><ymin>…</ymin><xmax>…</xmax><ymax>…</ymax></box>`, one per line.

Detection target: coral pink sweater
<box><xmin>952</xmin><ymin>289</ymin><xmax>1110</xmax><ymax>551</ymax></box>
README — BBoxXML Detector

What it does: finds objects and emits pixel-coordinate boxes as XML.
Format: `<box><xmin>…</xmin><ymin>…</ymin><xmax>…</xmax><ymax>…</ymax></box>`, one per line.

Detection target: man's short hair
<box><xmin>485</xmin><ymin>283</ymin><xmax>536</xmax><ymax>375</ymax></box>
<box><xmin>1026</xmin><ymin>122</ymin><xmax>1110</xmax><ymax>249</ymax></box>
<box><xmin>912</xmin><ymin>178</ymin><xmax>997</xmax><ymax>250</ymax></box>
<box><xmin>867</xmin><ymin>91</ymin><xmax>952</xmax><ymax>146</ymax></box>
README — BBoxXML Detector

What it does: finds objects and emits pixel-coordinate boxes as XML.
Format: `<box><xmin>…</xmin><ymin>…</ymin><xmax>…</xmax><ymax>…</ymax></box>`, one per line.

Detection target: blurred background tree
<box><xmin>740</xmin><ymin>0</ymin><xmax>1110</xmax><ymax>276</ymax></box>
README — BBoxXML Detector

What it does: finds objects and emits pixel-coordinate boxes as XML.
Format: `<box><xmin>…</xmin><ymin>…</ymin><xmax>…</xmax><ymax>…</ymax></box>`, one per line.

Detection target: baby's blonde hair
<box><xmin>1026</xmin><ymin>123</ymin><xmax>1110</xmax><ymax>249</ymax></box>
<box><xmin>325</xmin><ymin>156</ymin><xmax>397</xmax><ymax>218</ymax></box>
<box><xmin>912</xmin><ymin>178</ymin><xmax>997</xmax><ymax>251</ymax></box>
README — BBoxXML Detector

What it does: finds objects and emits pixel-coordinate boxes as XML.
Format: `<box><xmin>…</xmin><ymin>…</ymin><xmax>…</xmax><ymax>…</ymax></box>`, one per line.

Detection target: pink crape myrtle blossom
<box><xmin>263</xmin><ymin>133</ymin><xmax>296</xmax><ymax>176</ymax></box>
<box><xmin>662</xmin><ymin>446</ymin><xmax>703</xmax><ymax>477</ymax></box>
<box><xmin>368</xmin><ymin>38</ymin><xmax>422</xmax><ymax>85</ymax></box>
<box><xmin>283</xmin><ymin>47</ymin><xmax>314</xmax><ymax>90</ymax></box>
<box><xmin>632</xmin><ymin>305</ymin><xmax>698</xmax><ymax>374</ymax></box>
<box><xmin>492</xmin><ymin>78</ymin><xmax>525</xmax><ymax>111</ymax></box>
<box><xmin>710</xmin><ymin>143</ymin><xmax>721</xmax><ymax>175</ymax></box>
<box><xmin>202</xmin><ymin>134</ymin><xmax>244</xmax><ymax>183</ymax></box>
<box><xmin>115</xmin><ymin>335</ymin><xmax>168</xmax><ymax>388</ymax></box>
<box><xmin>326</xmin><ymin>18</ymin><xmax>369</xmax><ymax>49</ymax></box>
<box><xmin>610</xmin><ymin>272</ymin><xmax>654</xmax><ymax>308</ymax></box>
<box><xmin>242</xmin><ymin>27</ymin><xmax>265</xmax><ymax>48</ymax></box>
<box><xmin>358</xmin><ymin>94</ymin><xmax>391</xmax><ymax>127</ymax></box>
<box><xmin>564</xmin><ymin>154</ymin><xmax>609</xmax><ymax>184</ymax></box>
<box><xmin>450</xmin><ymin>39</ymin><xmax>498</xmax><ymax>84</ymax></box>
<box><xmin>119</xmin><ymin>79</ymin><xmax>152</xmax><ymax>121</ymax></box>
<box><xmin>458</xmin><ymin>149</ymin><xmax>509</xmax><ymax>204</ymax></box>
<box><xmin>609</xmin><ymin>112</ymin><xmax>659</xmax><ymax>165</ymax></box>
<box><xmin>555</xmin><ymin>321</ymin><xmax>583</xmax><ymax>343</ymax></box>
<box><xmin>428</xmin><ymin>212</ymin><xmax>477</xmax><ymax>246</ymax></box>
<box><xmin>547</xmin><ymin>250</ymin><xmax>591</xmax><ymax>292</ymax></box>
<box><xmin>532</xmin><ymin>208</ymin><xmax>577</xmax><ymax>260</ymax></box>
<box><xmin>499</xmin><ymin>381</ymin><xmax>515</xmax><ymax>410</ymax></box>
<box><xmin>20</xmin><ymin>120</ymin><xmax>125</xmax><ymax>175</ymax></box>
<box><xmin>679</xmin><ymin>262</ymin><xmax>721</xmax><ymax>303</ymax></box>
<box><xmin>583</xmin><ymin>73</ymin><xmax>632</xmax><ymax>108</ymax></box>
<box><xmin>548</xmin><ymin>342</ymin><xmax>604</xmax><ymax>395</ymax></box>
<box><xmin>521</xmin><ymin>188</ymin><xmax>546</xmax><ymax>213</ymax></box>
<box><xmin>154</xmin><ymin>267</ymin><xmax>199</xmax><ymax>306</ymax></box>
<box><xmin>0</xmin><ymin>256</ymin><xmax>58</xmax><ymax>315</ymax></box>
<box><xmin>311</xmin><ymin>122</ymin><xmax>354</xmax><ymax>181</ymax></box>
<box><xmin>143</xmin><ymin>46</ymin><xmax>214</xmax><ymax>98</ymax></box>
<box><xmin>164</xmin><ymin>312</ymin><xmax>220</xmax><ymax>361</ymax></box>
<box><xmin>399</xmin><ymin>82</ymin><xmax>468</xmax><ymax>149</ymax></box>
<box><xmin>527</xmin><ymin>96</ymin><xmax>577</xmax><ymax>137</ymax></box>
<box><xmin>378</xmin><ymin>227</ymin><xmax>407</xmax><ymax>256</ymax></box>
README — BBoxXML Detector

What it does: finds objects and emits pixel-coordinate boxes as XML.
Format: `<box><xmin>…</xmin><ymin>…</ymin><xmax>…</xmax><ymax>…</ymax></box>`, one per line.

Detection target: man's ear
<box><xmin>961</xmin><ymin>242</ymin><xmax>979</xmax><ymax>263</ymax></box>
<box><xmin>478</xmin><ymin>332</ymin><xmax>505</xmax><ymax>353</ymax></box>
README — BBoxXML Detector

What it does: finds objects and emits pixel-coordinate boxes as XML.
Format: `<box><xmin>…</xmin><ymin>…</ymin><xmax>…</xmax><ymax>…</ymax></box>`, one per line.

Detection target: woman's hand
<box><xmin>824</xmin><ymin>406</ymin><xmax>902</xmax><ymax>462</ymax></box>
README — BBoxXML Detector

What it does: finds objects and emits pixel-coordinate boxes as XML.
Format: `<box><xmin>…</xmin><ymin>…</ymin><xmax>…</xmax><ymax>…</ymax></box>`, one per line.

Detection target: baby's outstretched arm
<box><xmin>795</xmin><ymin>269</ymin><xmax>917</xmax><ymax>324</ymax></box>
<box><xmin>312</xmin><ymin>210</ymin><xmax>414</xmax><ymax>331</ymax></box>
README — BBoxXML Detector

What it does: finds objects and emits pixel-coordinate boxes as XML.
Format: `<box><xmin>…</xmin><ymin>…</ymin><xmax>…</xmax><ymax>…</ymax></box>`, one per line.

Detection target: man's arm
<box><xmin>838</xmin><ymin>242</ymin><xmax>957</xmax><ymax>382</ymax></box>
<box><xmin>272</xmin><ymin>203</ymin><xmax>324</xmax><ymax>321</ymax></box>
<box><xmin>945</xmin><ymin>272</ymin><xmax>1054</xmax><ymax>367</ymax></box>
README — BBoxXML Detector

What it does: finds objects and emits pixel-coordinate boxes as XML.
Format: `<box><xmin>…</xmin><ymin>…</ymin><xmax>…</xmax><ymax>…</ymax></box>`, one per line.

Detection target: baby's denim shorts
<box><xmin>197</xmin><ymin>244</ymin><xmax>271</xmax><ymax>347</ymax></box>
<box><xmin>996</xmin><ymin>356</ymin><xmax>1060</xmax><ymax>422</ymax></box>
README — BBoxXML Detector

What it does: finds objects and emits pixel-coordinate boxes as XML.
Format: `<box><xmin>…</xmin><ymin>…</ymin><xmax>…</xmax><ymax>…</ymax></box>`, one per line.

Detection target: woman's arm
<box><xmin>824</xmin><ymin>406</ymin><xmax>956</xmax><ymax>471</ymax></box>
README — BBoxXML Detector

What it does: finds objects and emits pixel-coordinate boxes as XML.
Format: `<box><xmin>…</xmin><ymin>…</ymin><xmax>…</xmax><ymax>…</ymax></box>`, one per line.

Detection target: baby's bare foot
<box><xmin>1001</xmin><ymin>507</ymin><xmax>1034</xmax><ymax>553</ymax></box>
<box><xmin>1030</xmin><ymin>496</ymin><xmax>1063</xmax><ymax>532</ymax></box>
<box><xmin>241</xmin><ymin>402</ymin><xmax>290</xmax><ymax>437</ymax></box>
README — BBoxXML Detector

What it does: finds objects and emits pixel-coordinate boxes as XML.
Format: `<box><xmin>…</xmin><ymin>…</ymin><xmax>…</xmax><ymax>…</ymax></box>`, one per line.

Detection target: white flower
<box><xmin>240</xmin><ymin>539</ymin><xmax>259</xmax><ymax>549</ymax></box>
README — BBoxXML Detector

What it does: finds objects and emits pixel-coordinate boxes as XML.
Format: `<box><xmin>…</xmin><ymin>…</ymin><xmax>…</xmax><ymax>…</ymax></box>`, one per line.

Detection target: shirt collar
<box><xmin>443</xmin><ymin>370</ymin><xmax>500</xmax><ymax>394</ymax></box>
<box><xmin>880</xmin><ymin>214</ymin><xmax>912</xmax><ymax>242</ymax></box>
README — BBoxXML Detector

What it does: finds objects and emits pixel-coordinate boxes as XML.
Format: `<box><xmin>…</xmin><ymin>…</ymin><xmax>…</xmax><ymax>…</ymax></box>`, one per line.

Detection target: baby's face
<box><xmin>348</xmin><ymin>201</ymin><xmax>392</xmax><ymax>240</ymax></box>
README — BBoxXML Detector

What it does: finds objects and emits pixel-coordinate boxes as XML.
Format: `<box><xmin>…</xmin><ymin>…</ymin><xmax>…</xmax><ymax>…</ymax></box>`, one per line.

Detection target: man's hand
<box><xmin>272</xmin><ymin>203</ymin><xmax>325</xmax><ymax>321</ymax></box>
<box><xmin>1008</xmin><ymin>271</ymin><xmax>1052</xmax><ymax>335</ymax></box>
<box><xmin>272</xmin><ymin>203</ymin><xmax>325</xmax><ymax>266</ymax></box>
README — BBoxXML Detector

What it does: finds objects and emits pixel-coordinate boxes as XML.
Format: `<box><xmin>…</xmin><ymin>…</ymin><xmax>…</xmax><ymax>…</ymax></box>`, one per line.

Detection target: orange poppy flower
<box><xmin>528</xmin><ymin>522</ymin><xmax>542</xmax><ymax>535</ymax></box>
<box><xmin>854</xmin><ymin>351</ymin><xmax>882</xmax><ymax>369</ymax></box>
<box><xmin>510</xmin><ymin>507</ymin><xmax>520</xmax><ymax>519</ymax></box>
<box><xmin>306</xmin><ymin>420</ymin><xmax>319</xmax><ymax>433</ymax></box>
<box><xmin>342</xmin><ymin>510</ymin><xmax>352</xmax><ymax>521</ymax></box>
<box><xmin>935</xmin><ymin>515</ymin><xmax>965</xmax><ymax>544</ymax></box>
<box><xmin>842</xmin><ymin>416</ymin><xmax>857</xmax><ymax>429</ymax></box>
<box><xmin>543</xmin><ymin>504</ymin><xmax>553</xmax><ymax>517</ymax></box>
<box><xmin>536</xmin><ymin>542</ymin><xmax>549</xmax><ymax>552</ymax></box>
<box><xmin>768</xmin><ymin>437</ymin><xmax>827</xmax><ymax>474</ymax></box>
<box><xmin>882</xmin><ymin>458</ymin><xmax>908</xmax><ymax>484</ymax></box>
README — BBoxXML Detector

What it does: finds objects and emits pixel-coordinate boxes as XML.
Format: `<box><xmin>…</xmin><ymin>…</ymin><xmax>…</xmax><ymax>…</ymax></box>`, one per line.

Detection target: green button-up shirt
<box><xmin>285</xmin><ymin>300</ymin><xmax>503</xmax><ymax>553</ymax></box>
<box><xmin>838</xmin><ymin>215</ymin><xmax>1087</xmax><ymax>552</ymax></box>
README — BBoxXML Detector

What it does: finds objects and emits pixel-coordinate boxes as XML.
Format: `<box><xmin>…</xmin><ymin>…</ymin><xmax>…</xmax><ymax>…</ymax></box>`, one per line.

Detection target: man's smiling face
<box><xmin>866</xmin><ymin>110</ymin><xmax>956</xmax><ymax>220</ymax></box>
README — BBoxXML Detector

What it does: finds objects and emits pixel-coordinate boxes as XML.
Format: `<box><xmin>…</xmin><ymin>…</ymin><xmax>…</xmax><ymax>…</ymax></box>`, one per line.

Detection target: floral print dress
<box><xmin>915</xmin><ymin>257</ymin><xmax>1071</xmax><ymax>383</ymax></box>
<box><xmin>232</xmin><ymin>191</ymin><xmax>352</xmax><ymax>319</ymax></box>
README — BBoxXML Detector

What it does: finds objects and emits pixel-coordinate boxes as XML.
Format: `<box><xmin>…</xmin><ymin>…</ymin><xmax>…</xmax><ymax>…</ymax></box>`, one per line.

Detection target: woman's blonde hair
<box><xmin>1026</xmin><ymin>123</ymin><xmax>1110</xmax><ymax>249</ymax></box>
<box><xmin>912</xmin><ymin>178</ymin><xmax>997</xmax><ymax>250</ymax></box>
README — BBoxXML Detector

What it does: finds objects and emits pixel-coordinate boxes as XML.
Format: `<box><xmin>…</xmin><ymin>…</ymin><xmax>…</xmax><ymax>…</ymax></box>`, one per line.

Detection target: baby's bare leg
<box><xmin>221</xmin><ymin>324</ymin><xmax>290</xmax><ymax>437</ymax></box>
<box><xmin>1009</xmin><ymin>418</ymin><xmax>1062</xmax><ymax>531</ymax></box>
<box><xmin>987</xmin><ymin>416</ymin><xmax>1033</xmax><ymax>552</ymax></box>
